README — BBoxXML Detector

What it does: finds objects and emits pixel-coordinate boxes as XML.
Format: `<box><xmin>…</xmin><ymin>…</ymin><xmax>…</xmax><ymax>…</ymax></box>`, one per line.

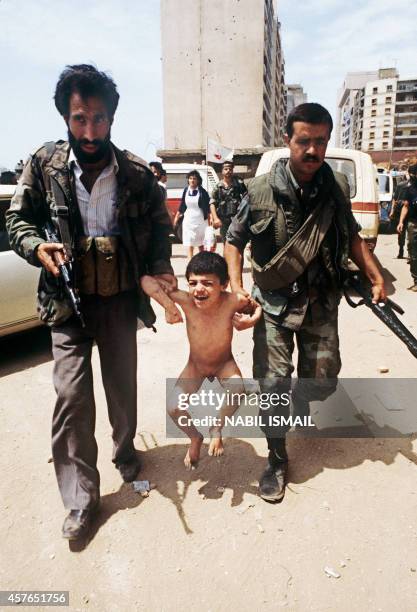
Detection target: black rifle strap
<box><xmin>50</xmin><ymin>176</ymin><xmax>73</xmax><ymax>260</ymax></box>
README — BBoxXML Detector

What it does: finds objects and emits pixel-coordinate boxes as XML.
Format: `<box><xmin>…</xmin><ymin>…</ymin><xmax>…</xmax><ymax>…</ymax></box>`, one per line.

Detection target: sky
<box><xmin>1</xmin><ymin>0</ymin><xmax>417</xmax><ymax>170</ymax></box>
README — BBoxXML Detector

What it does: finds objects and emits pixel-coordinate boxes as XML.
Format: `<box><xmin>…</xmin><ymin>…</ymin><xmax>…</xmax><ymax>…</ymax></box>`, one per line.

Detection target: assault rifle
<box><xmin>44</xmin><ymin>222</ymin><xmax>85</xmax><ymax>327</ymax></box>
<box><xmin>344</xmin><ymin>272</ymin><xmax>417</xmax><ymax>359</ymax></box>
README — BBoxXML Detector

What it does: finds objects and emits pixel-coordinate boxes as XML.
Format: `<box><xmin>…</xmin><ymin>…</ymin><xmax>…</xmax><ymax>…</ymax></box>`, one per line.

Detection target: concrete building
<box><xmin>337</xmin><ymin>68</ymin><xmax>417</xmax><ymax>165</ymax></box>
<box><xmin>158</xmin><ymin>0</ymin><xmax>286</xmax><ymax>175</ymax></box>
<box><xmin>336</xmin><ymin>71</ymin><xmax>378</xmax><ymax>149</ymax></box>
<box><xmin>286</xmin><ymin>84</ymin><xmax>307</xmax><ymax>116</ymax></box>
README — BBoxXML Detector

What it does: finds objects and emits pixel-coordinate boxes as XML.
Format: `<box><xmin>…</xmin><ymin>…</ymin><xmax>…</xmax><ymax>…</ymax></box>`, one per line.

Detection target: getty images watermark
<box><xmin>166</xmin><ymin>378</ymin><xmax>417</xmax><ymax>438</ymax></box>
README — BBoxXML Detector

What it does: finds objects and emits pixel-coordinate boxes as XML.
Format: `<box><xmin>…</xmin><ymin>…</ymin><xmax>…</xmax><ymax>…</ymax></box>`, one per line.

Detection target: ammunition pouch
<box><xmin>77</xmin><ymin>236</ymin><xmax>136</xmax><ymax>296</ymax></box>
<box><xmin>37</xmin><ymin>270</ymin><xmax>73</xmax><ymax>327</ymax></box>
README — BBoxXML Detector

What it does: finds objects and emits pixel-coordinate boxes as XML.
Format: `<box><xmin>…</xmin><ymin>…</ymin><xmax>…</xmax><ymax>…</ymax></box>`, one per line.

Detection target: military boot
<box><xmin>397</xmin><ymin>248</ymin><xmax>404</xmax><ymax>259</ymax></box>
<box><xmin>259</xmin><ymin>442</ymin><xmax>288</xmax><ymax>502</ymax></box>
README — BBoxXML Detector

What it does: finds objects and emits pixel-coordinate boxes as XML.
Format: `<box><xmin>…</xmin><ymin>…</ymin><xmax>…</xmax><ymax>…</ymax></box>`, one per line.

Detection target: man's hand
<box><xmin>371</xmin><ymin>282</ymin><xmax>387</xmax><ymax>304</ymax></box>
<box><xmin>212</xmin><ymin>218</ymin><xmax>222</xmax><ymax>229</ymax></box>
<box><xmin>397</xmin><ymin>222</ymin><xmax>404</xmax><ymax>234</ymax></box>
<box><xmin>154</xmin><ymin>274</ymin><xmax>178</xmax><ymax>293</ymax></box>
<box><xmin>36</xmin><ymin>242</ymin><xmax>65</xmax><ymax>277</ymax></box>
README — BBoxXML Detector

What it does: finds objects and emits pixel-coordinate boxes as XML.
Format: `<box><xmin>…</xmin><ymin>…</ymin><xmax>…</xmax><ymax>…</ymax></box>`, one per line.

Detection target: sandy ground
<box><xmin>1</xmin><ymin>234</ymin><xmax>417</xmax><ymax>612</ymax></box>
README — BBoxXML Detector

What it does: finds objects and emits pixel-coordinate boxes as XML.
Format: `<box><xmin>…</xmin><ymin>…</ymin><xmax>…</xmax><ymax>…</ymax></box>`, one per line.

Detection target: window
<box><xmin>383</xmin><ymin>131</ymin><xmax>389</xmax><ymax>137</ymax></box>
<box><xmin>384</xmin><ymin>119</ymin><xmax>391</xmax><ymax>126</ymax></box>
<box><xmin>396</xmin><ymin>130</ymin><xmax>403</xmax><ymax>136</ymax></box>
<box><xmin>372</xmin><ymin>87</ymin><xmax>378</xmax><ymax>94</ymax></box>
<box><xmin>411</xmin><ymin>130</ymin><xmax>417</xmax><ymax>136</ymax></box>
<box><xmin>385</xmin><ymin>108</ymin><xmax>391</xmax><ymax>115</ymax></box>
<box><xmin>370</xmin><ymin>120</ymin><xmax>376</xmax><ymax>127</ymax></box>
<box><xmin>369</xmin><ymin>131</ymin><xmax>375</xmax><ymax>139</ymax></box>
<box><xmin>382</xmin><ymin>142</ymin><xmax>389</xmax><ymax>150</ymax></box>
<box><xmin>387</xmin><ymin>84</ymin><xmax>393</xmax><ymax>92</ymax></box>
<box><xmin>386</xmin><ymin>96</ymin><xmax>392</xmax><ymax>104</ymax></box>
<box><xmin>372</xmin><ymin>98</ymin><xmax>377</xmax><ymax>105</ymax></box>
<box><xmin>368</xmin><ymin>143</ymin><xmax>374</xmax><ymax>150</ymax></box>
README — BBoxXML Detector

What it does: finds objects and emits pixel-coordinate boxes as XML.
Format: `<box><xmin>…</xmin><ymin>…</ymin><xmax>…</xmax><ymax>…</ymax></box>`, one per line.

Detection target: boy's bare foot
<box><xmin>208</xmin><ymin>434</ymin><xmax>224</xmax><ymax>457</ymax></box>
<box><xmin>184</xmin><ymin>434</ymin><xmax>203</xmax><ymax>469</ymax></box>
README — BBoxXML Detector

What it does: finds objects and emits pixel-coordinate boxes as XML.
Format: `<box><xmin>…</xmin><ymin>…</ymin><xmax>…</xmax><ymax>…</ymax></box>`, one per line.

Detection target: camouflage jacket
<box><xmin>6</xmin><ymin>140</ymin><xmax>174</xmax><ymax>327</ymax></box>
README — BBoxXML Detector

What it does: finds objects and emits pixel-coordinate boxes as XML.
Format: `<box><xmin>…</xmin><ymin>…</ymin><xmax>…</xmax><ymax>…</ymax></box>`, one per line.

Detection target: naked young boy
<box><xmin>140</xmin><ymin>251</ymin><xmax>261</xmax><ymax>468</ymax></box>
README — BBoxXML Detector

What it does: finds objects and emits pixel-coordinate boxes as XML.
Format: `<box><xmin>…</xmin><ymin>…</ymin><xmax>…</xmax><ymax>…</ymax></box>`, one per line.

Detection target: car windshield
<box><xmin>325</xmin><ymin>158</ymin><xmax>356</xmax><ymax>198</ymax></box>
<box><xmin>378</xmin><ymin>174</ymin><xmax>390</xmax><ymax>194</ymax></box>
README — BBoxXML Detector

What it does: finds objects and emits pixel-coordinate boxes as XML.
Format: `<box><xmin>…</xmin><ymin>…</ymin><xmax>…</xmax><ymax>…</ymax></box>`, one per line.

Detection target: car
<box><xmin>377</xmin><ymin>170</ymin><xmax>406</xmax><ymax>233</ymax></box>
<box><xmin>0</xmin><ymin>185</ymin><xmax>42</xmax><ymax>336</ymax></box>
<box><xmin>163</xmin><ymin>163</ymin><xmax>219</xmax><ymax>224</ymax></box>
<box><xmin>256</xmin><ymin>147</ymin><xmax>380</xmax><ymax>251</ymax></box>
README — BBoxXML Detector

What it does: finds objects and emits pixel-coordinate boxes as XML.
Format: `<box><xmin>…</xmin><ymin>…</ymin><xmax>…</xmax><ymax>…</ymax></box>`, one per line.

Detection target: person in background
<box><xmin>173</xmin><ymin>170</ymin><xmax>210</xmax><ymax>260</ymax></box>
<box><xmin>390</xmin><ymin>174</ymin><xmax>409</xmax><ymax>259</ymax></box>
<box><xmin>210</xmin><ymin>161</ymin><xmax>247</xmax><ymax>249</ymax></box>
<box><xmin>397</xmin><ymin>163</ymin><xmax>417</xmax><ymax>291</ymax></box>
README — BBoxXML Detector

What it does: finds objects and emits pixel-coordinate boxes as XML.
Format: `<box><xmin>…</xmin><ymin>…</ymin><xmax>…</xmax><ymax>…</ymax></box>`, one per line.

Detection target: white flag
<box><xmin>206</xmin><ymin>138</ymin><xmax>234</xmax><ymax>164</ymax></box>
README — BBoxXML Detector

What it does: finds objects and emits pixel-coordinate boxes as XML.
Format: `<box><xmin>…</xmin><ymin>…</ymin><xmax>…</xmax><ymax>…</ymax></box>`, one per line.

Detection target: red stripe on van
<box><xmin>166</xmin><ymin>197</ymin><xmax>182</xmax><ymax>220</ymax></box>
<box><xmin>351</xmin><ymin>202</ymin><xmax>379</xmax><ymax>213</ymax></box>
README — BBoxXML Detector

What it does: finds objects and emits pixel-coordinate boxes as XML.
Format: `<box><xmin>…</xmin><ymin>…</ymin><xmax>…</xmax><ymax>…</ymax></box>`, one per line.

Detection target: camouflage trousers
<box><xmin>407</xmin><ymin>221</ymin><xmax>417</xmax><ymax>282</ymax></box>
<box><xmin>253</xmin><ymin>301</ymin><xmax>341</xmax><ymax>440</ymax></box>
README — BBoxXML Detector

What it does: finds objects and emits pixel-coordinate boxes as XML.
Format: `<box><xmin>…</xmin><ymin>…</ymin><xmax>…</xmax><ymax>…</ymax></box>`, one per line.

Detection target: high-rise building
<box><xmin>286</xmin><ymin>84</ymin><xmax>307</xmax><ymax>116</ymax></box>
<box><xmin>337</xmin><ymin>68</ymin><xmax>417</xmax><ymax>164</ymax></box>
<box><xmin>158</xmin><ymin>0</ymin><xmax>286</xmax><ymax>171</ymax></box>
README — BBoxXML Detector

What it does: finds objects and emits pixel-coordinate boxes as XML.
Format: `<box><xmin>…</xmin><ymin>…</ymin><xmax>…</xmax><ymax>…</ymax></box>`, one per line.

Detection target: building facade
<box><xmin>337</xmin><ymin>68</ymin><xmax>417</xmax><ymax>165</ymax></box>
<box><xmin>286</xmin><ymin>84</ymin><xmax>307</xmax><ymax>116</ymax></box>
<box><xmin>158</xmin><ymin>0</ymin><xmax>286</xmax><ymax>172</ymax></box>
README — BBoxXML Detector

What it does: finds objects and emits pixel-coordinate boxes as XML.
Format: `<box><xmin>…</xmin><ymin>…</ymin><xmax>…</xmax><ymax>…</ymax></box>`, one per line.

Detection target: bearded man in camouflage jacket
<box><xmin>6</xmin><ymin>64</ymin><xmax>175</xmax><ymax>540</ymax></box>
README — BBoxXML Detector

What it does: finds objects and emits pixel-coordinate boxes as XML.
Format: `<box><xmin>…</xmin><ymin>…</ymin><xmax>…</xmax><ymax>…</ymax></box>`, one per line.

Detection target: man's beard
<box><xmin>68</xmin><ymin>129</ymin><xmax>111</xmax><ymax>164</ymax></box>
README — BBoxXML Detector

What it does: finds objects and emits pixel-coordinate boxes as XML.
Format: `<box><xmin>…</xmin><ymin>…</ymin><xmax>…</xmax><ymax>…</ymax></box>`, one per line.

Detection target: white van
<box><xmin>0</xmin><ymin>185</ymin><xmax>41</xmax><ymax>336</ymax></box>
<box><xmin>256</xmin><ymin>147</ymin><xmax>380</xmax><ymax>250</ymax></box>
<box><xmin>163</xmin><ymin>163</ymin><xmax>219</xmax><ymax>223</ymax></box>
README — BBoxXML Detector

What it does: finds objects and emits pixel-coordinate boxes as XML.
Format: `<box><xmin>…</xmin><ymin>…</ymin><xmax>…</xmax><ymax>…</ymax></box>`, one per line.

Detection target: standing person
<box><xmin>224</xmin><ymin>102</ymin><xmax>386</xmax><ymax>503</ymax></box>
<box><xmin>397</xmin><ymin>164</ymin><xmax>417</xmax><ymax>291</ymax></box>
<box><xmin>150</xmin><ymin>160</ymin><xmax>167</xmax><ymax>191</ymax></box>
<box><xmin>173</xmin><ymin>170</ymin><xmax>210</xmax><ymax>260</ymax></box>
<box><xmin>6</xmin><ymin>64</ymin><xmax>175</xmax><ymax>540</ymax></box>
<box><xmin>210</xmin><ymin>161</ymin><xmax>247</xmax><ymax>247</ymax></box>
<box><xmin>390</xmin><ymin>175</ymin><xmax>409</xmax><ymax>258</ymax></box>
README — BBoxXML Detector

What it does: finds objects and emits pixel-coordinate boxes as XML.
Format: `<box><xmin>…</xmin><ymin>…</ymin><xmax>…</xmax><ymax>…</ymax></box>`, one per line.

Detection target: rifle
<box><xmin>44</xmin><ymin>222</ymin><xmax>85</xmax><ymax>327</ymax></box>
<box><xmin>344</xmin><ymin>272</ymin><xmax>417</xmax><ymax>359</ymax></box>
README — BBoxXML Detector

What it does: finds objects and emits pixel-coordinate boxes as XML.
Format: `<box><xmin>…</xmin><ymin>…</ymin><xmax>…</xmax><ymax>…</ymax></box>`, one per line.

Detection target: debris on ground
<box><xmin>132</xmin><ymin>480</ymin><xmax>151</xmax><ymax>497</ymax></box>
<box><xmin>324</xmin><ymin>566</ymin><xmax>341</xmax><ymax>579</ymax></box>
<box><xmin>236</xmin><ymin>502</ymin><xmax>255</xmax><ymax>515</ymax></box>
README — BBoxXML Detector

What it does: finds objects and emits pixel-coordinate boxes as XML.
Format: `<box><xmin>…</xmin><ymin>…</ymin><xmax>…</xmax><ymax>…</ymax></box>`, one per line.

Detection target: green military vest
<box><xmin>246</xmin><ymin>160</ymin><xmax>352</xmax><ymax>292</ymax></box>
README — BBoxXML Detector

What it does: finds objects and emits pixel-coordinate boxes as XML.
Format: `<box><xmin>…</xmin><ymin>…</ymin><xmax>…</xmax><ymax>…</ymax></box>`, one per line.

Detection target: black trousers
<box><xmin>51</xmin><ymin>292</ymin><xmax>138</xmax><ymax>510</ymax></box>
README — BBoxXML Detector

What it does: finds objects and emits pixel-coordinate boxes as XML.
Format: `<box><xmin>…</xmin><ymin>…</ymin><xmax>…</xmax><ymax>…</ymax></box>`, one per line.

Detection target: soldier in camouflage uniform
<box><xmin>397</xmin><ymin>164</ymin><xmax>417</xmax><ymax>291</ymax></box>
<box><xmin>6</xmin><ymin>65</ymin><xmax>175</xmax><ymax>540</ymax></box>
<box><xmin>210</xmin><ymin>161</ymin><xmax>247</xmax><ymax>245</ymax></box>
<box><xmin>225</xmin><ymin>103</ymin><xmax>385</xmax><ymax>503</ymax></box>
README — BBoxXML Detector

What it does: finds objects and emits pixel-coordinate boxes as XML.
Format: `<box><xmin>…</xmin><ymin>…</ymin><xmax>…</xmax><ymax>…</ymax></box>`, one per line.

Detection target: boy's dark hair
<box><xmin>408</xmin><ymin>163</ymin><xmax>417</xmax><ymax>175</ymax></box>
<box><xmin>186</xmin><ymin>169</ymin><xmax>202</xmax><ymax>186</ymax></box>
<box><xmin>54</xmin><ymin>64</ymin><xmax>120</xmax><ymax>118</ymax></box>
<box><xmin>286</xmin><ymin>102</ymin><xmax>333</xmax><ymax>138</ymax></box>
<box><xmin>186</xmin><ymin>252</ymin><xmax>229</xmax><ymax>285</ymax></box>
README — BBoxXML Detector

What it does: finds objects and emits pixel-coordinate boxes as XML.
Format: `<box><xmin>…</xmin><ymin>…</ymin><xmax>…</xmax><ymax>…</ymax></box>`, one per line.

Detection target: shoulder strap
<box><xmin>50</xmin><ymin>176</ymin><xmax>73</xmax><ymax>259</ymax></box>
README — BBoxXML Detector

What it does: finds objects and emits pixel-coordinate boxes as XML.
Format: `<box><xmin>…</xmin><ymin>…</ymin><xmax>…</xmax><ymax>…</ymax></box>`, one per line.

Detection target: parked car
<box><xmin>0</xmin><ymin>185</ymin><xmax>41</xmax><ymax>336</ymax></box>
<box><xmin>256</xmin><ymin>147</ymin><xmax>380</xmax><ymax>251</ymax></box>
<box><xmin>163</xmin><ymin>163</ymin><xmax>219</xmax><ymax>224</ymax></box>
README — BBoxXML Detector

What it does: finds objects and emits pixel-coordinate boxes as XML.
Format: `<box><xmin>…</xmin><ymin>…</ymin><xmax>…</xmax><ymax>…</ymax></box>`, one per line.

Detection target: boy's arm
<box><xmin>232</xmin><ymin>299</ymin><xmax>262</xmax><ymax>331</ymax></box>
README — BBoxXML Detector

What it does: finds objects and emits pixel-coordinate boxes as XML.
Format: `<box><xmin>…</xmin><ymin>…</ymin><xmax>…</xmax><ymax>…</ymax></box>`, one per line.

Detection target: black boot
<box><xmin>397</xmin><ymin>248</ymin><xmax>404</xmax><ymax>259</ymax></box>
<box><xmin>259</xmin><ymin>441</ymin><xmax>288</xmax><ymax>502</ymax></box>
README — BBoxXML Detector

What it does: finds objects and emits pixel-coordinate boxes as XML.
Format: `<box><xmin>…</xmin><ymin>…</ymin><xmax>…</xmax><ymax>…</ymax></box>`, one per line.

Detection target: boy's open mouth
<box><xmin>194</xmin><ymin>296</ymin><xmax>208</xmax><ymax>301</ymax></box>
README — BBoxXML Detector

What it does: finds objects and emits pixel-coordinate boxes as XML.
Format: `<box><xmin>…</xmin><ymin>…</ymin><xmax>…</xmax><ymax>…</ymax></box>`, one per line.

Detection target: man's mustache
<box><xmin>303</xmin><ymin>155</ymin><xmax>320</xmax><ymax>162</ymax></box>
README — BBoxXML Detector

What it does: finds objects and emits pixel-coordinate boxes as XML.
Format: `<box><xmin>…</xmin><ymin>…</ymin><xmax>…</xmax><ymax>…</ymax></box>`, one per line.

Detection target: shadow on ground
<box><xmin>0</xmin><ymin>326</ymin><xmax>52</xmax><ymax>377</ymax></box>
<box><xmin>69</xmin><ymin>432</ymin><xmax>417</xmax><ymax>551</ymax></box>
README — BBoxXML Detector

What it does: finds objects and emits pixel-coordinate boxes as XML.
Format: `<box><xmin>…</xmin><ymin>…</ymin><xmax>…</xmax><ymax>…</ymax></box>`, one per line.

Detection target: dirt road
<box><xmin>1</xmin><ymin>234</ymin><xmax>417</xmax><ymax>611</ymax></box>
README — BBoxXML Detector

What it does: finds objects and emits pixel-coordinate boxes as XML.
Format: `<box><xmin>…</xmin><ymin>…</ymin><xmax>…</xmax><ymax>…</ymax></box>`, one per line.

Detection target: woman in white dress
<box><xmin>174</xmin><ymin>170</ymin><xmax>211</xmax><ymax>260</ymax></box>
